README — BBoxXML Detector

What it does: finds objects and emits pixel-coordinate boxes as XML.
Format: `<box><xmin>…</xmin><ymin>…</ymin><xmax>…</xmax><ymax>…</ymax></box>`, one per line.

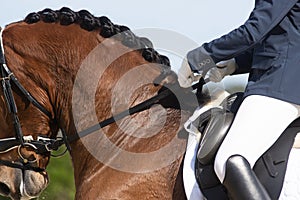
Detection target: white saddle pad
<box><xmin>183</xmin><ymin>85</ymin><xmax>229</xmax><ymax>200</ymax></box>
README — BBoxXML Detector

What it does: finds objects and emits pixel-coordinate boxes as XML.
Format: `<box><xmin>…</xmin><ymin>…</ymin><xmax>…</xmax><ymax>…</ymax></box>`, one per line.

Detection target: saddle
<box><xmin>194</xmin><ymin>92</ymin><xmax>300</xmax><ymax>200</ymax></box>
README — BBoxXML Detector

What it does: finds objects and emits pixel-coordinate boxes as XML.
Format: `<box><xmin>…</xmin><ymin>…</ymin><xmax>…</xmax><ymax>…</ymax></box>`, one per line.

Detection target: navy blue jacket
<box><xmin>203</xmin><ymin>0</ymin><xmax>300</xmax><ymax>104</ymax></box>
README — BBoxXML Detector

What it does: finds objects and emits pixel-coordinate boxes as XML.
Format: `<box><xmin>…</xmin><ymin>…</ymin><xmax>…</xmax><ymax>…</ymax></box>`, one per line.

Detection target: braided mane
<box><xmin>24</xmin><ymin>7</ymin><xmax>171</xmax><ymax>68</ymax></box>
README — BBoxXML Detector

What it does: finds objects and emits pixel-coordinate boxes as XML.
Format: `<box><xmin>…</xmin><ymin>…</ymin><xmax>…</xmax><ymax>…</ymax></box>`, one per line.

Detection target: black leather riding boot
<box><xmin>223</xmin><ymin>155</ymin><xmax>271</xmax><ymax>200</ymax></box>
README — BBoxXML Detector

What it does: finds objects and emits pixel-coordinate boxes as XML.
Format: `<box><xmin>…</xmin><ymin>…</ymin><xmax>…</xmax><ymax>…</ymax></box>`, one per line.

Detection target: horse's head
<box><xmin>0</xmin><ymin>23</ymin><xmax>64</xmax><ymax>197</ymax></box>
<box><xmin>0</xmin><ymin>73</ymin><xmax>56</xmax><ymax>199</ymax></box>
<box><xmin>0</xmin><ymin>11</ymin><xmax>71</xmax><ymax>199</ymax></box>
<box><xmin>0</xmin><ymin>7</ymin><xmax>197</xmax><ymax>199</ymax></box>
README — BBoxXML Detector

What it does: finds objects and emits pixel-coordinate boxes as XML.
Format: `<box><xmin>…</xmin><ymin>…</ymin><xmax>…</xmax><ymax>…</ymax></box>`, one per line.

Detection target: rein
<box><xmin>67</xmin><ymin>81</ymin><xmax>201</xmax><ymax>143</ymax></box>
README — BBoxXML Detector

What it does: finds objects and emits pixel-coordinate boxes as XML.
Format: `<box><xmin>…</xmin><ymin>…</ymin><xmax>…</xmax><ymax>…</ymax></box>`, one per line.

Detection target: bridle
<box><xmin>0</xmin><ymin>29</ymin><xmax>66</xmax><ymax>172</ymax></box>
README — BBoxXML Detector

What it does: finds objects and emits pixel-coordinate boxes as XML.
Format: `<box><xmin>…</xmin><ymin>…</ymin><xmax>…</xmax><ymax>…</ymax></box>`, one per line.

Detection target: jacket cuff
<box><xmin>187</xmin><ymin>45</ymin><xmax>216</xmax><ymax>73</ymax></box>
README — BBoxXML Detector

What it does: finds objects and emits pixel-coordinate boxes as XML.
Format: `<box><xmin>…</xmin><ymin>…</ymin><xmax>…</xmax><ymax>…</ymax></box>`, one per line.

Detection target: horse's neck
<box><xmin>68</xmin><ymin>48</ymin><xmax>188</xmax><ymax>198</ymax></box>
<box><xmin>70</xmin><ymin>108</ymin><xmax>189</xmax><ymax>199</ymax></box>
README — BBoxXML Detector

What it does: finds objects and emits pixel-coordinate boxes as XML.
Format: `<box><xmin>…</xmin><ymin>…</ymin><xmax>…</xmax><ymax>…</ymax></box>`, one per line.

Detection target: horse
<box><xmin>0</xmin><ymin>7</ymin><xmax>200</xmax><ymax>199</ymax></box>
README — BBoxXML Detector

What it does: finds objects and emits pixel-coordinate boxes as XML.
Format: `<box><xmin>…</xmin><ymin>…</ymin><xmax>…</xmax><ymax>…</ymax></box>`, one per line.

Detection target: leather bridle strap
<box><xmin>0</xmin><ymin>160</ymin><xmax>44</xmax><ymax>172</ymax></box>
<box><xmin>1</xmin><ymin>66</ymin><xmax>25</xmax><ymax>144</ymax></box>
<box><xmin>0</xmin><ymin>62</ymin><xmax>51</xmax><ymax>118</ymax></box>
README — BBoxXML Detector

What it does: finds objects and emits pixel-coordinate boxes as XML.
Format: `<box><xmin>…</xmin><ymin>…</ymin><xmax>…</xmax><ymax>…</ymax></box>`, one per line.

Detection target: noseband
<box><xmin>0</xmin><ymin>29</ymin><xmax>66</xmax><ymax>172</ymax></box>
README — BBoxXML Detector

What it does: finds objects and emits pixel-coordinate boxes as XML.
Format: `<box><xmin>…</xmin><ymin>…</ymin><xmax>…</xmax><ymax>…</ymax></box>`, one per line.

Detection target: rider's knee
<box><xmin>213</xmin><ymin>149</ymin><xmax>230</xmax><ymax>183</ymax></box>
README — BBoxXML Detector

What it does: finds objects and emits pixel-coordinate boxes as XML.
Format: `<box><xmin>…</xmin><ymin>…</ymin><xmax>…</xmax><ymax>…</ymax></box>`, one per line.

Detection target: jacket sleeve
<box><xmin>204</xmin><ymin>0</ymin><xmax>298</xmax><ymax>63</ymax></box>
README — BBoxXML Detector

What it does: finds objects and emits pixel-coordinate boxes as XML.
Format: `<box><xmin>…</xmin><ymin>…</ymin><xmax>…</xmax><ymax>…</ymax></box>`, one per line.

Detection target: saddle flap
<box><xmin>197</xmin><ymin>109</ymin><xmax>234</xmax><ymax>165</ymax></box>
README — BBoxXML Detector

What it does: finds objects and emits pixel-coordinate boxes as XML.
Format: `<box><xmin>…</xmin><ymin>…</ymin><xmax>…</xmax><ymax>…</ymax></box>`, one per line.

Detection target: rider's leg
<box><xmin>214</xmin><ymin>95</ymin><xmax>300</xmax><ymax>199</ymax></box>
<box><xmin>224</xmin><ymin>154</ymin><xmax>270</xmax><ymax>199</ymax></box>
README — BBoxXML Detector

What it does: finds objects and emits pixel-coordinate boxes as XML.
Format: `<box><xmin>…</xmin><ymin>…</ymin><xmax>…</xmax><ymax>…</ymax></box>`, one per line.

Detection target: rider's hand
<box><xmin>178</xmin><ymin>57</ymin><xmax>201</xmax><ymax>88</ymax></box>
<box><xmin>207</xmin><ymin>58</ymin><xmax>237</xmax><ymax>82</ymax></box>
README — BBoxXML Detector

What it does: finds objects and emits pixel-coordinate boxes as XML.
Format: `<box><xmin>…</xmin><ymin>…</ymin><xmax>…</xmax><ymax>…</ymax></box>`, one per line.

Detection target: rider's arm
<box><xmin>204</xmin><ymin>0</ymin><xmax>298</xmax><ymax>62</ymax></box>
<box><xmin>188</xmin><ymin>0</ymin><xmax>298</xmax><ymax>73</ymax></box>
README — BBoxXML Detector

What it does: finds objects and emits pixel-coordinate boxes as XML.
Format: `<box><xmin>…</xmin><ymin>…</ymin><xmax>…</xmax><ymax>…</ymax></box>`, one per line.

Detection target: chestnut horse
<box><xmin>0</xmin><ymin>7</ymin><xmax>198</xmax><ymax>199</ymax></box>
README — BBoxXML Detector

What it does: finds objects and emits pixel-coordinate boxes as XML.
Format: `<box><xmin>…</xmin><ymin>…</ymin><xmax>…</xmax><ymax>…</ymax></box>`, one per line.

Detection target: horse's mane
<box><xmin>24</xmin><ymin>7</ymin><xmax>171</xmax><ymax>69</ymax></box>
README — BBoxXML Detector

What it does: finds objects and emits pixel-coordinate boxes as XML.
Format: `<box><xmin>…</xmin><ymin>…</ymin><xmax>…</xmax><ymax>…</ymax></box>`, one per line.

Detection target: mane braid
<box><xmin>23</xmin><ymin>7</ymin><xmax>172</xmax><ymax>71</ymax></box>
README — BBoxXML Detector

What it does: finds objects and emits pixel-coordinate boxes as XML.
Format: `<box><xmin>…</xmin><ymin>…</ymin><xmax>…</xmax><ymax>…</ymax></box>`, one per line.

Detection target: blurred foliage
<box><xmin>0</xmin><ymin>150</ymin><xmax>75</xmax><ymax>200</ymax></box>
<box><xmin>38</xmin><ymin>152</ymin><xmax>75</xmax><ymax>200</ymax></box>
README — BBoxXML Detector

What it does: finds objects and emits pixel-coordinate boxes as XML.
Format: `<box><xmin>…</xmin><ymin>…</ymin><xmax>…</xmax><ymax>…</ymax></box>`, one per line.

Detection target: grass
<box><xmin>38</xmin><ymin>152</ymin><xmax>75</xmax><ymax>200</ymax></box>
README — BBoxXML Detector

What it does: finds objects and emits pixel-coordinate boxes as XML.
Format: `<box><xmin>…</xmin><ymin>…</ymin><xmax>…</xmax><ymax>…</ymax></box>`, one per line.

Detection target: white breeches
<box><xmin>214</xmin><ymin>95</ymin><xmax>300</xmax><ymax>182</ymax></box>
